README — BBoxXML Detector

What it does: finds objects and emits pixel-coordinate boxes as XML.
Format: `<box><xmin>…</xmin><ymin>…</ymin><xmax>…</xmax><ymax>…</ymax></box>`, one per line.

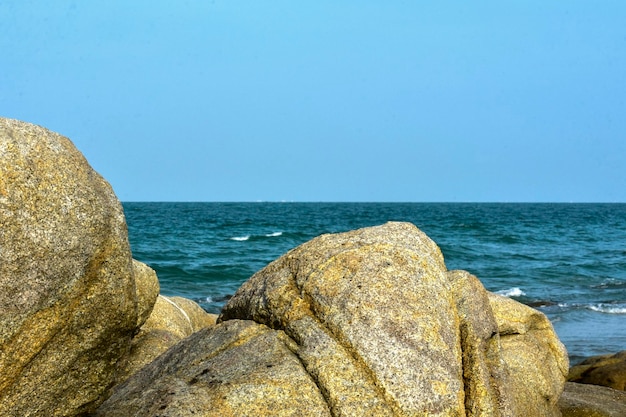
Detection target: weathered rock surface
<box><xmin>96</xmin><ymin>222</ymin><xmax>569</xmax><ymax>416</ymax></box>
<box><xmin>132</xmin><ymin>259</ymin><xmax>160</xmax><ymax>328</ymax></box>
<box><xmin>447</xmin><ymin>270</ymin><xmax>519</xmax><ymax>415</ymax></box>
<box><xmin>95</xmin><ymin>320</ymin><xmax>332</xmax><ymax>417</ymax></box>
<box><xmin>568</xmin><ymin>350</ymin><xmax>626</xmax><ymax>391</ymax></box>
<box><xmin>169</xmin><ymin>295</ymin><xmax>218</xmax><ymax>331</ymax></box>
<box><xmin>559</xmin><ymin>382</ymin><xmax>626</xmax><ymax>417</ymax></box>
<box><xmin>0</xmin><ymin>118</ymin><xmax>140</xmax><ymax>416</ymax></box>
<box><xmin>119</xmin><ymin>294</ymin><xmax>218</xmax><ymax>381</ymax></box>
<box><xmin>488</xmin><ymin>291</ymin><xmax>570</xmax><ymax>416</ymax></box>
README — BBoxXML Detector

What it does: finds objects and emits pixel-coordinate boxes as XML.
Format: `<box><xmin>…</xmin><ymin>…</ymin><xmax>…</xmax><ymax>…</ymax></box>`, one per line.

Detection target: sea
<box><xmin>123</xmin><ymin>202</ymin><xmax>626</xmax><ymax>364</ymax></box>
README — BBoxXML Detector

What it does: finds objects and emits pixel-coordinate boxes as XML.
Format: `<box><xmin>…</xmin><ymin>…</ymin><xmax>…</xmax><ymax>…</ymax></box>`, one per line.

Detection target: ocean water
<box><xmin>124</xmin><ymin>202</ymin><xmax>626</xmax><ymax>364</ymax></box>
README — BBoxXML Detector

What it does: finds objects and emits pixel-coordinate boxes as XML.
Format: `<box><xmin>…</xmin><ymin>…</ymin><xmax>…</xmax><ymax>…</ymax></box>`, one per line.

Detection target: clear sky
<box><xmin>2</xmin><ymin>1</ymin><xmax>625</xmax><ymax>202</ymax></box>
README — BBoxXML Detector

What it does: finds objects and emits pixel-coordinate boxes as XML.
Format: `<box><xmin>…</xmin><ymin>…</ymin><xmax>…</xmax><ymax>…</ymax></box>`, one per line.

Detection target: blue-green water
<box><xmin>124</xmin><ymin>202</ymin><xmax>626</xmax><ymax>363</ymax></box>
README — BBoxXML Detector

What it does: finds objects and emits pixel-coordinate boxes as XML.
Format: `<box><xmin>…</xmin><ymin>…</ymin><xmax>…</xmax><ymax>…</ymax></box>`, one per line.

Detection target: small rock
<box><xmin>559</xmin><ymin>381</ymin><xmax>626</xmax><ymax>417</ymax></box>
<box><xmin>132</xmin><ymin>259</ymin><xmax>160</xmax><ymax>328</ymax></box>
<box><xmin>569</xmin><ymin>350</ymin><xmax>626</xmax><ymax>391</ymax></box>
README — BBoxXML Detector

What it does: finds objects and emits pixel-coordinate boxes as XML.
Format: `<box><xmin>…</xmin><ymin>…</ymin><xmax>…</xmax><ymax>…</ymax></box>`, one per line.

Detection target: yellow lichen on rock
<box><xmin>0</xmin><ymin>117</ymin><xmax>140</xmax><ymax>416</ymax></box>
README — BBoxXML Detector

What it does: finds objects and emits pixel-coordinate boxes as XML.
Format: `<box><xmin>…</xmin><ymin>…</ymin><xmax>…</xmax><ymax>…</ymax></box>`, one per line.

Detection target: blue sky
<box><xmin>2</xmin><ymin>1</ymin><xmax>625</xmax><ymax>202</ymax></box>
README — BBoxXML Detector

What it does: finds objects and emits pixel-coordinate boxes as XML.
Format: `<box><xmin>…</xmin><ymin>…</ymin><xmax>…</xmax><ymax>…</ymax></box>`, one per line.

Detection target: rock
<box><xmin>488</xmin><ymin>291</ymin><xmax>569</xmax><ymax>416</ymax></box>
<box><xmin>132</xmin><ymin>259</ymin><xmax>160</xmax><ymax>328</ymax></box>
<box><xmin>568</xmin><ymin>350</ymin><xmax>626</xmax><ymax>390</ymax></box>
<box><xmin>221</xmin><ymin>221</ymin><xmax>464</xmax><ymax>415</ymax></box>
<box><xmin>95</xmin><ymin>222</ymin><xmax>569</xmax><ymax>416</ymax></box>
<box><xmin>95</xmin><ymin>320</ymin><xmax>332</xmax><ymax>417</ymax></box>
<box><xmin>0</xmin><ymin>118</ymin><xmax>139</xmax><ymax>416</ymax></box>
<box><xmin>118</xmin><ymin>294</ymin><xmax>217</xmax><ymax>381</ymax></box>
<box><xmin>447</xmin><ymin>270</ymin><xmax>519</xmax><ymax>415</ymax></box>
<box><xmin>169</xmin><ymin>296</ymin><xmax>218</xmax><ymax>330</ymax></box>
<box><xmin>559</xmin><ymin>382</ymin><xmax>626</xmax><ymax>417</ymax></box>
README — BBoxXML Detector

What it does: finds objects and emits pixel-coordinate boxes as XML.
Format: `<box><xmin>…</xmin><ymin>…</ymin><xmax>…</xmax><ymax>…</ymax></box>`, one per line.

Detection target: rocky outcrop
<box><xmin>488</xmin><ymin>291</ymin><xmax>570</xmax><ymax>415</ymax></box>
<box><xmin>568</xmin><ymin>350</ymin><xmax>626</xmax><ymax>391</ymax></box>
<box><xmin>559</xmin><ymin>382</ymin><xmax>626</xmax><ymax>417</ymax></box>
<box><xmin>0</xmin><ymin>117</ymin><xmax>574</xmax><ymax>415</ymax></box>
<box><xmin>119</xmin><ymin>294</ymin><xmax>218</xmax><ymax>381</ymax></box>
<box><xmin>96</xmin><ymin>222</ymin><xmax>569</xmax><ymax>416</ymax></box>
<box><xmin>0</xmin><ymin>118</ymin><xmax>141</xmax><ymax>416</ymax></box>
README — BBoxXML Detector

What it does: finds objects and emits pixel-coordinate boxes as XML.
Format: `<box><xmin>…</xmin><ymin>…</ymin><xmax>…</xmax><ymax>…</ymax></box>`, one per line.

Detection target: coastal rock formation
<box><xmin>488</xmin><ymin>291</ymin><xmax>570</xmax><ymax>415</ymax></box>
<box><xmin>95</xmin><ymin>222</ymin><xmax>568</xmax><ymax>416</ymax></box>
<box><xmin>119</xmin><ymin>294</ymin><xmax>218</xmax><ymax>381</ymax></box>
<box><xmin>446</xmin><ymin>270</ymin><xmax>519</xmax><ymax>415</ymax></box>
<box><xmin>95</xmin><ymin>320</ymin><xmax>333</xmax><ymax>417</ymax></box>
<box><xmin>559</xmin><ymin>382</ymin><xmax>626</xmax><ymax>417</ymax></box>
<box><xmin>0</xmin><ymin>118</ymin><xmax>141</xmax><ymax>416</ymax></box>
<box><xmin>568</xmin><ymin>350</ymin><xmax>626</xmax><ymax>391</ymax></box>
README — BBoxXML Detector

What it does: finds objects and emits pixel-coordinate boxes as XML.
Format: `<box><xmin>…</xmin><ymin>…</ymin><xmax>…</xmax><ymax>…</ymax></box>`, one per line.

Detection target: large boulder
<box><xmin>95</xmin><ymin>222</ymin><xmax>569</xmax><ymax>416</ymax></box>
<box><xmin>0</xmin><ymin>118</ymin><xmax>141</xmax><ymax>416</ymax></box>
<box><xmin>221</xmin><ymin>221</ymin><xmax>464</xmax><ymax>416</ymax></box>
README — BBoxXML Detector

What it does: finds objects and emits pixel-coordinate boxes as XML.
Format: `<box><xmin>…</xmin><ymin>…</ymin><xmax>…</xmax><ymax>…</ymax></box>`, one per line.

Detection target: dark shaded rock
<box><xmin>525</xmin><ymin>300</ymin><xmax>558</xmax><ymax>308</ymax></box>
<box><xmin>569</xmin><ymin>350</ymin><xmax>626</xmax><ymax>391</ymax></box>
<box><xmin>559</xmin><ymin>382</ymin><xmax>626</xmax><ymax>417</ymax></box>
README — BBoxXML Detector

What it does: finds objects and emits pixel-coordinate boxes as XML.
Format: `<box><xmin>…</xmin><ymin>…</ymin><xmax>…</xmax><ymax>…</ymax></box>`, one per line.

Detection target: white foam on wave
<box><xmin>587</xmin><ymin>304</ymin><xmax>626</xmax><ymax>314</ymax></box>
<box><xmin>265</xmin><ymin>231</ymin><xmax>283</xmax><ymax>237</ymax></box>
<box><xmin>495</xmin><ymin>287</ymin><xmax>526</xmax><ymax>297</ymax></box>
<box><xmin>591</xmin><ymin>278</ymin><xmax>626</xmax><ymax>289</ymax></box>
<box><xmin>230</xmin><ymin>235</ymin><xmax>250</xmax><ymax>241</ymax></box>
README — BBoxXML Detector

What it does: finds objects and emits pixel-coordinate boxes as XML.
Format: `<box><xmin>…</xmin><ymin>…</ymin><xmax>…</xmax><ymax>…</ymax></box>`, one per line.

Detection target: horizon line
<box><xmin>120</xmin><ymin>200</ymin><xmax>626</xmax><ymax>204</ymax></box>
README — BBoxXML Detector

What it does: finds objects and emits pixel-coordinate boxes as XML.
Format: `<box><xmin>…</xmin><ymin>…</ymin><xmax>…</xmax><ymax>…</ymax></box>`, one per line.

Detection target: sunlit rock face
<box><xmin>96</xmin><ymin>222</ymin><xmax>568</xmax><ymax>417</ymax></box>
<box><xmin>118</xmin><ymin>293</ymin><xmax>217</xmax><ymax>382</ymax></box>
<box><xmin>0</xmin><ymin>117</ymin><xmax>139</xmax><ymax>416</ymax></box>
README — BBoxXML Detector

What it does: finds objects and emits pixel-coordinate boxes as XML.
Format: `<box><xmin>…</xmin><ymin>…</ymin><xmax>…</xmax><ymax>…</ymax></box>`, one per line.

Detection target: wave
<box><xmin>495</xmin><ymin>287</ymin><xmax>526</xmax><ymax>297</ymax></box>
<box><xmin>590</xmin><ymin>278</ymin><xmax>626</xmax><ymax>289</ymax></box>
<box><xmin>230</xmin><ymin>231</ymin><xmax>283</xmax><ymax>241</ymax></box>
<box><xmin>586</xmin><ymin>304</ymin><xmax>626</xmax><ymax>314</ymax></box>
<box><xmin>553</xmin><ymin>302</ymin><xmax>626</xmax><ymax>314</ymax></box>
